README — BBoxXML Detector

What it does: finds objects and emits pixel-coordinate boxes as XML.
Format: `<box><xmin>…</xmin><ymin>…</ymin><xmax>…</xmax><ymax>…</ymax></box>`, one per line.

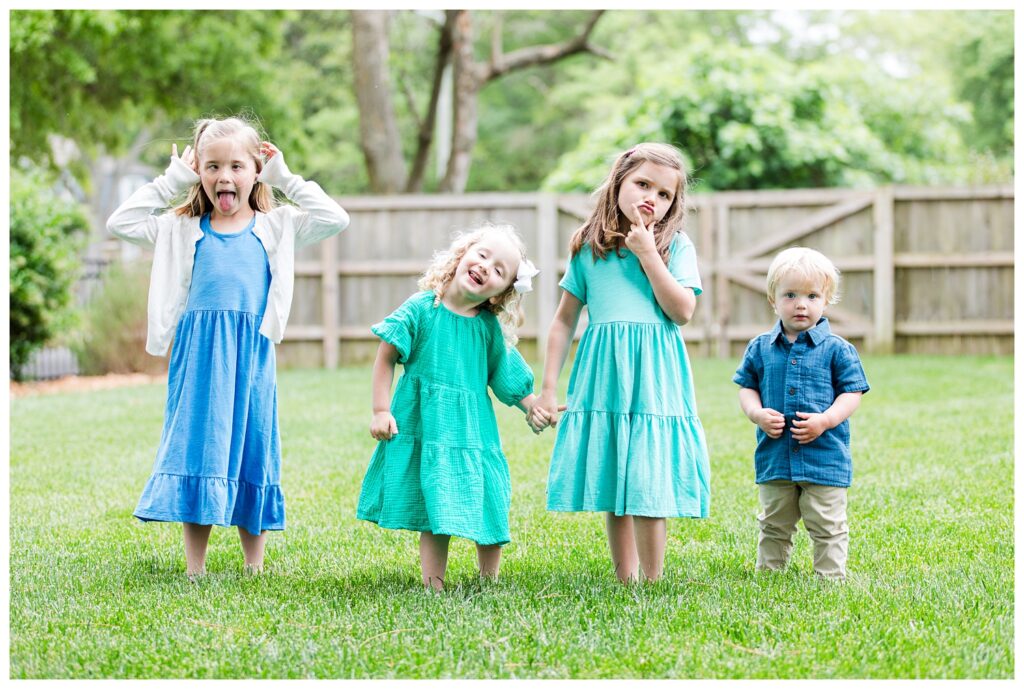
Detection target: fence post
<box><xmin>536</xmin><ymin>193</ymin><xmax>558</xmax><ymax>358</ymax></box>
<box><xmin>871</xmin><ymin>186</ymin><xmax>895</xmax><ymax>354</ymax></box>
<box><xmin>715</xmin><ymin>203</ymin><xmax>731</xmax><ymax>358</ymax></box>
<box><xmin>321</xmin><ymin>233</ymin><xmax>340</xmax><ymax>368</ymax></box>
<box><xmin>698</xmin><ymin>201</ymin><xmax>715</xmax><ymax>357</ymax></box>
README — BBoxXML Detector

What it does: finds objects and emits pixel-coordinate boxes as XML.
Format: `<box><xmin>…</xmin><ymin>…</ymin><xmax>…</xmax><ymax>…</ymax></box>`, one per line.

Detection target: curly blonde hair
<box><xmin>174</xmin><ymin>116</ymin><xmax>276</xmax><ymax>217</ymax></box>
<box><xmin>418</xmin><ymin>223</ymin><xmax>530</xmax><ymax>346</ymax></box>
<box><xmin>569</xmin><ymin>142</ymin><xmax>688</xmax><ymax>264</ymax></box>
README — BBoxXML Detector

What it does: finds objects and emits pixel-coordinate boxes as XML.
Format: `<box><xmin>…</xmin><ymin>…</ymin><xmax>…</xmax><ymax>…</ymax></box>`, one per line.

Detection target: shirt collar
<box><xmin>771</xmin><ymin>317</ymin><xmax>832</xmax><ymax>346</ymax></box>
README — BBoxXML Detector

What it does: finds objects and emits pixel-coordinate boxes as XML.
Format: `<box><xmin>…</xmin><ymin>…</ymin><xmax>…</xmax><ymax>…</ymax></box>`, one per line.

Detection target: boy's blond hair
<box><xmin>419</xmin><ymin>223</ymin><xmax>529</xmax><ymax>346</ymax></box>
<box><xmin>766</xmin><ymin>247</ymin><xmax>841</xmax><ymax>305</ymax></box>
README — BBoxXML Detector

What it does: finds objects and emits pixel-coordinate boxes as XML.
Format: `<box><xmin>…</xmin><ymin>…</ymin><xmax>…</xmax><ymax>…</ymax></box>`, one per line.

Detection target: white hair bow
<box><xmin>513</xmin><ymin>259</ymin><xmax>539</xmax><ymax>294</ymax></box>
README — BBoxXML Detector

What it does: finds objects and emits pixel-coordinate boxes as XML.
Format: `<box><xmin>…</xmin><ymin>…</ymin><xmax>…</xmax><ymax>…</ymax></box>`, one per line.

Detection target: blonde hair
<box><xmin>418</xmin><ymin>223</ymin><xmax>530</xmax><ymax>346</ymax></box>
<box><xmin>569</xmin><ymin>142</ymin><xmax>688</xmax><ymax>264</ymax></box>
<box><xmin>174</xmin><ymin>116</ymin><xmax>276</xmax><ymax>217</ymax></box>
<box><xmin>766</xmin><ymin>247</ymin><xmax>841</xmax><ymax>305</ymax></box>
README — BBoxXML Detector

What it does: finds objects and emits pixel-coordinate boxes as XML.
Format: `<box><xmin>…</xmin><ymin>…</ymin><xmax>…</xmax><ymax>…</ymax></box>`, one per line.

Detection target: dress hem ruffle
<box><xmin>546</xmin><ymin>503</ymin><xmax>709</xmax><ymax>519</ymax></box>
<box><xmin>134</xmin><ymin>472</ymin><xmax>285</xmax><ymax>536</ymax></box>
<box><xmin>355</xmin><ymin>512</ymin><xmax>510</xmax><ymax>546</ymax></box>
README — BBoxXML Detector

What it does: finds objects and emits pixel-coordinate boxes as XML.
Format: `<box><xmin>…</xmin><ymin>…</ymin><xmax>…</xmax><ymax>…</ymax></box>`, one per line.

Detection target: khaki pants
<box><xmin>756</xmin><ymin>481</ymin><xmax>848</xmax><ymax>580</ymax></box>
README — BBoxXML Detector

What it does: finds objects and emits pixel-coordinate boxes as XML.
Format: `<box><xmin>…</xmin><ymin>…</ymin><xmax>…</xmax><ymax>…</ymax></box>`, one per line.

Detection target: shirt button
<box><xmin>791</xmin><ymin>359</ymin><xmax>798</xmax><ymax>365</ymax></box>
<box><xmin>792</xmin><ymin>446</ymin><xmax>799</xmax><ymax>452</ymax></box>
<box><xmin>788</xmin><ymin>387</ymin><xmax>796</xmax><ymax>395</ymax></box>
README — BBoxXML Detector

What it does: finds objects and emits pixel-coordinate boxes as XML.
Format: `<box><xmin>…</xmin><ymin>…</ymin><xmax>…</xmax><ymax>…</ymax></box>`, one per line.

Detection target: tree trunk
<box><xmin>406</xmin><ymin>11</ymin><xmax>456</xmax><ymax>193</ymax></box>
<box><xmin>440</xmin><ymin>10</ymin><xmax>480</xmax><ymax>193</ymax></box>
<box><xmin>439</xmin><ymin>9</ymin><xmax>608</xmax><ymax>193</ymax></box>
<box><xmin>351</xmin><ymin>10</ymin><xmax>407</xmax><ymax>194</ymax></box>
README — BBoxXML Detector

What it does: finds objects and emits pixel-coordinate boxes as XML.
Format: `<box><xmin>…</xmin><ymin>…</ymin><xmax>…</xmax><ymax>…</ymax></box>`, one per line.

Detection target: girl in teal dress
<box><xmin>531</xmin><ymin>143</ymin><xmax>711</xmax><ymax>583</ymax></box>
<box><xmin>356</xmin><ymin>224</ymin><xmax>544</xmax><ymax>590</ymax></box>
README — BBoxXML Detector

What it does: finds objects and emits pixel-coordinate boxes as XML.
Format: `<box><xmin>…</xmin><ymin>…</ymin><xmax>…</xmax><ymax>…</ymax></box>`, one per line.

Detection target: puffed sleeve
<box><xmin>487</xmin><ymin>323</ymin><xmax>535</xmax><ymax>408</ymax></box>
<box><xmin>667</xmin><ymin>232</ymin><xmax>703</xmax><ymax>295</ymax></box>
<box><xmin>559</xmin><ymin>251</ymin><xmax>587</xmax><ymax>303</ymax></box>
<box><xmin>370</xmin><ymin>292</ymin><xmax>429</xmax><ymax>364</ymax></box>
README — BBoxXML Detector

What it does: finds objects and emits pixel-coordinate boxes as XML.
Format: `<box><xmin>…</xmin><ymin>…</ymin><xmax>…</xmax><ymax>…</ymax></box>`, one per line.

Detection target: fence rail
<box><xmin>279</xmin><ymin>184</ymin><xmax>1013</xmax><ymax>365</ymax></box>
<box><xmin>18</xmin><ymin>184</ymin><xmax>1014</xmax><ymax>379</ymax></box>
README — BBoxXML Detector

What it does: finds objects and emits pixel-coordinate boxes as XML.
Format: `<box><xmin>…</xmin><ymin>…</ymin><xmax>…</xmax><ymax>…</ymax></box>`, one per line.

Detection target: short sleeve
<box><xmin>487</xmin><ymin>326</ymin><xmax>535</xmax><ymax>407</ymax></box>
<box><xmin>832</xmin><ymin>341</ymin><xmax>870</xmax><ymax>395</ymax></box>
<box><xmin>733</xmin><ymin>337</ymin><xmax>763</xmax><ymax>389</ymax></box>
<box><xmin>668</xmin><ymin>232</ymin><xmax>703</xmax><ymax>295</ymax></box>
<box><xmin>370</xmin><ymin>292</ymin><xmax>428</xmax><ymax>363</ymax></box>
<box><xmin>559</xmin><ymin>252</ymin><xmax>587</xmax><ymax>304</ymax></box>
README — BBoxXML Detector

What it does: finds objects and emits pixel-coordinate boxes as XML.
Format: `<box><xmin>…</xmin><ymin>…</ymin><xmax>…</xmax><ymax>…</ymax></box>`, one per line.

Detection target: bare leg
<box><xmin>419</xmin><ymin>531</ymin><xmax>451</xmax><ymax>591</ymax></box>
<box><xmin>238</xmin><ymin>527</ymin><xmax>268</xmax><ymax>573</ymax></box>
<box><xmin>183</xmin><ymin>523</ymin><xmax>213</xmax><ymax>576</ymax></box>
<box><xmin>476</xmin><ymin>544</ymin><xmax>502</xmax><ymax>579</ymax></box>
<box><xmin>633</xmin><ymin>516</ymin><xmax>667</xmax><ymax>581</ymax></box>
<box><xmin>605</xmin><ymin>513</ymin><xmax>640</xmax><ymax>583</ymax></box>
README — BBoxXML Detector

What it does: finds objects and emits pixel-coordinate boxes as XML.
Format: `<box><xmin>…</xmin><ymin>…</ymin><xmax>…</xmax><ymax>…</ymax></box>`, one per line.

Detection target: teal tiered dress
<box><xmin>546</xmin><ymin>233</ymin><xmax>710</xmax><ymax>518</ymax></box>
<box><xmin>356</xmin><ymin>291</ymin><xmax>534</xmax><ymax>545</ymax></box>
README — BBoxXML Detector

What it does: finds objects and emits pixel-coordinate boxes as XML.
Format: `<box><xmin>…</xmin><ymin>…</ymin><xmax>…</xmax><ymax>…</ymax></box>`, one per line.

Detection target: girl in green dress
<box><xmin>357</xmin><ymin>224</ymin><xmax>544</xmax><ymax>590</ymax></box>
<box><xmin>530</xmin><ymin>143</ymin><xmax>711</xmax><ymax>583</ymax></box>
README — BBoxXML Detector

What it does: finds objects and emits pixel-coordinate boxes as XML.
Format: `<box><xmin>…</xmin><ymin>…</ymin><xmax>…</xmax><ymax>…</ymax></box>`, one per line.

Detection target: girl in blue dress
<box><xmin>107</xmin><ymin>116</ymin><xmax>349</xmax><ymax>575</ymax></box>
<box><xmin>530</xmin><ymin>143</ymin><xmax>710</xmax><ymax>583</ymax></box>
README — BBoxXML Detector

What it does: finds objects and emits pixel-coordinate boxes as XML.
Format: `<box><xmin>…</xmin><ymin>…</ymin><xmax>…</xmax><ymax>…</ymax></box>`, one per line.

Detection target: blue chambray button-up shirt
<box><xmin>733</xmin><ymin>317</ymin><xmax>870</xmax><ymax>487</ymax></box>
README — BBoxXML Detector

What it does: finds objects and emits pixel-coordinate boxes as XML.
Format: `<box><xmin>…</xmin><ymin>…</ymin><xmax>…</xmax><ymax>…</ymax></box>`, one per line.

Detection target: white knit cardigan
<box><xmin>106</xmin><ymin>154</ymin><xmax>350</xmax><ymax>356</ymax></box>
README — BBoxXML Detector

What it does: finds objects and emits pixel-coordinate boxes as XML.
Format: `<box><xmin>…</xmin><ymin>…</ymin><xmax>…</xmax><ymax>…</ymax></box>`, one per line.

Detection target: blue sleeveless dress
<box><xmin>134</xmin><ymin>214</ymin><xmax>285</xmax><ymax>536</ymax></box>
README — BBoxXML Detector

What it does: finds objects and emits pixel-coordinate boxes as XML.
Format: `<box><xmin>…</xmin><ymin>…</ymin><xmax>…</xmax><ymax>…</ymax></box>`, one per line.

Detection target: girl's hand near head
<box><xmin>370</xmin><ymin>411</ymin><xmax>398</xmax><ymax>441</ymax></box>
<box><xmin>260</xmin><ymin>141</ymin><xmax>280</xmax><ymax>160</ymax></box>
<box><xmin>172</xmin><ymin>143</ymin><xmax>196</xmax><ymax>172</ymax></box>
<box><xmin>624</xmin><ymin>203</ymin><xmax>658</xmax><ymax>258</ymax></box>
<box><xmin>257</xmin><ymin>142</ymin><xmax>293</xmax><ymax>188</ymax></box>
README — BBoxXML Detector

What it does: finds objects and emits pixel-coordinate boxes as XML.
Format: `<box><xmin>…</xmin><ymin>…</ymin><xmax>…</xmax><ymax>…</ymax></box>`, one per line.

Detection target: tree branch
<box><xmin>396</xmin><ymin>69</ymin><xmax>423</xmax><ymax>132</ymax></box>
<box><xmin>483</xmin><ymin>9</ymin><xmax>609</xmax><ymax>82</ymax></box>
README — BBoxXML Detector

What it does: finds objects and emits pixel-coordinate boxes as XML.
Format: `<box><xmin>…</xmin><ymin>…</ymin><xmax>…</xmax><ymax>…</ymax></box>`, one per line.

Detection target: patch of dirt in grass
<box><xmin>10</xmin><ymin>373</ymin><xmax>166</xmax><ymax>398</ymax></box>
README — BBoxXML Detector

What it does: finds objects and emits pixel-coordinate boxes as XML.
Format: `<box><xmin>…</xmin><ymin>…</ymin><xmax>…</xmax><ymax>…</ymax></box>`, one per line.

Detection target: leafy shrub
<box><xmin>543</xmin><ymin>41</ymin><xmax>977</xmax><ymax>193</ymax></box>
<box><xmin>9</xmin><ymin>164</ymin><xmax>87</xmax><ymax>380</ymax></box>
<box><xmin>72</xmin><ymin>260</ymin><xmax>168</xmax><ymax>376</ymax></box>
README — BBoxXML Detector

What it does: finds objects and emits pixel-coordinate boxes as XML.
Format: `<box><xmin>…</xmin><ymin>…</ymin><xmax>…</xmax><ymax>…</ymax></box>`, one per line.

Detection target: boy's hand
<box><xmin>791</xmin><ymin>411</ymin><xmax>830</xmax><ymax>444</ymax></box>
<box><xmin>370</xmin><ymin>411</ymin><xmax>398</xmax><ymax>440</ymax></box>
<box><xmin>754</xmin><ymin>407</ymin><xmax>786</xmax><ymax>438</ymax></box>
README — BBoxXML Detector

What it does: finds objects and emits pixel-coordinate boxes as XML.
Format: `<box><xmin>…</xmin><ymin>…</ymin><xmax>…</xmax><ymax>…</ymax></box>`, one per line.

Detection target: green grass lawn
<box><xmin>8</xmin><ymin>355</ymin><xmax>1014</xmax><ymax>678</ymax></box>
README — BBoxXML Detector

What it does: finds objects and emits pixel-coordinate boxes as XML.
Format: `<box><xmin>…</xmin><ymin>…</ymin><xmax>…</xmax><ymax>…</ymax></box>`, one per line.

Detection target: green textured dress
<box><xmin>546</xmin><ymin>233</ymin><xmax>711</xmax><ymax>518</ymax></box>
<box><xmin>356</xmin><ymin>291</ymin><xmax>534</xmax><ymax>545</ymax></box>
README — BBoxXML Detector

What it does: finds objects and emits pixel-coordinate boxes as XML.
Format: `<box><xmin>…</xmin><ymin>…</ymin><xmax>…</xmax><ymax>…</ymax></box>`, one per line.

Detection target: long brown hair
<box><xmin>174</xmin><ymin>116</ymin><xmax>276</xmax><ymax>217</ymax></box>
<box><xmin>568</xmin><ymin>142</ymin><xmax>688</xmax><ymax>264</ymax></box>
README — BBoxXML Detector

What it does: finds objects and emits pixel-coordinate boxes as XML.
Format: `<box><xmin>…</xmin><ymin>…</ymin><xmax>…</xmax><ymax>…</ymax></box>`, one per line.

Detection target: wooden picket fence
<box><xmin>275</xmin><ymin>185</ymin><xmax>1012</xmax><ymax>367</ymax></box>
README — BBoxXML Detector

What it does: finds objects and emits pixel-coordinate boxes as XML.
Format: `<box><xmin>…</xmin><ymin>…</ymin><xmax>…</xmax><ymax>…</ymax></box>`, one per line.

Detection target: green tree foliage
<box><xmin>273</xmin><ymin>11</ymin><xmax>369</xmax><ymax>194</ymax></box>
<box><xmin>8</xmin><ymin>9</ymin><xmax>1012</xmax><ymax>196</ymax></box>
<box><xmin>950</xmin><ymin>12</ymin><xmax>1013</xmax><ymax>155</ymax></box>
<box><xmin>10</xmin><ymin>9</ymin><xmax>291</xmax><ymax>165</ymax></box>
<box><xmin>9</xmin><ymin>166</ymin><xmax>89</xmax><ymax>380</ymax></box>
<box><xmin>544</xmin><ymin>40</ymin><xmax>973</xmax><ymax>192</ymax></box>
